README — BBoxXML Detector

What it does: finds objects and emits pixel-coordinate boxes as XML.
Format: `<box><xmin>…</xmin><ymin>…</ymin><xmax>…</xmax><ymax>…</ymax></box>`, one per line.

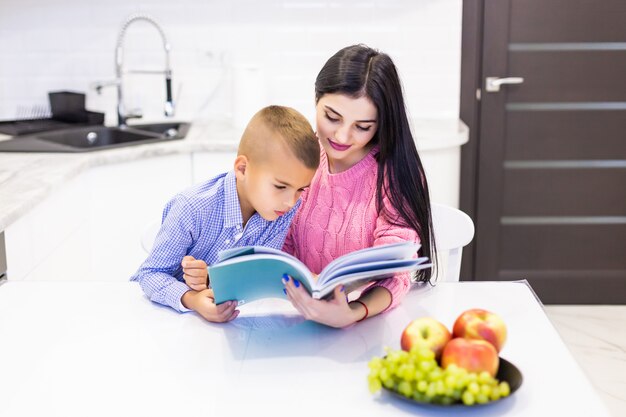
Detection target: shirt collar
<box><xmin>223</xmin><ymin>170</ymin><xmax>244</xmax><ymax>229</ymax></box>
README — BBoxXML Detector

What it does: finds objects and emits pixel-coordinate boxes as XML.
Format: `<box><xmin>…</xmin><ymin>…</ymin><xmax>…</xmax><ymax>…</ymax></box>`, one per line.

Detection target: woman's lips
<box><xmin>274</xmin><ymin>210</ymin><xmax>286</xmax><ymax>216</ymax></box>
<box><xmin>328</xmin><ymin>138</ymin><xmax>351</xmax><ymax>151</ymax></box>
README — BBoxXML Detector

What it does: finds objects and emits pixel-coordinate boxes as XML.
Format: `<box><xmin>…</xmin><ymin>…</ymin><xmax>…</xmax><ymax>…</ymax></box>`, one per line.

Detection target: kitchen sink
<box><xmin>0</xmin><ymin>122</ymin><xmax>190</xmax><ymax>153</ymax></box>
<box><xmin>126</xmin><ymin>122</ymin><xmax>190</xmax><ymax>139</ymax></box>
<box><xmin>34</xmin><ymin>126</ymin><xmax>162</xmax><ymax>149</ymax></box>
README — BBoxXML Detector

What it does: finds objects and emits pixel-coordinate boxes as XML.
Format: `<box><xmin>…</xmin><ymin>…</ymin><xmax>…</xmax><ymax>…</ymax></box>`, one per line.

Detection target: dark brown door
<box><xmin>461</xmin><ymin>0</ymin><xmax>626</xmax><ymax>303</ymax></box>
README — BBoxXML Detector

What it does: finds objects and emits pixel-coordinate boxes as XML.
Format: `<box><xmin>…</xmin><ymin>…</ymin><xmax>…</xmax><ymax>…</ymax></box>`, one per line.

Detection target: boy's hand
<box><xmin>181</xmin><ymin>288</ymin><xmax>239</xmax><ymax>322</ymax></box>
<box><xmin>182</xmin><ymin>255</ymin><xmax>209</xmax><ymax>291</ymax></box>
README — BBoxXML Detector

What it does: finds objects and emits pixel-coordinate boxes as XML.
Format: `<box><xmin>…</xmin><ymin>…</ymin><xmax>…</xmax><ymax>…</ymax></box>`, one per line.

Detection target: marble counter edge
<box><xmin>0</xmin><ymin>122</ymin><xmax>240</xmax><ymax>231</ymax></box>
<box><xmin>0</xmin><ymin>118</ymin><xmax>469</xmax><ymax>231</ymax></box>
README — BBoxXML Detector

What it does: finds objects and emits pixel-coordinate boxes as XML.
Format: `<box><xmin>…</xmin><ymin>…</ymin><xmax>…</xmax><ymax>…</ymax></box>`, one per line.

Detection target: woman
<box><xmin>282</xmin><ymin>44</ymin><xmax>435</xmax><ymax>328</ymax></box>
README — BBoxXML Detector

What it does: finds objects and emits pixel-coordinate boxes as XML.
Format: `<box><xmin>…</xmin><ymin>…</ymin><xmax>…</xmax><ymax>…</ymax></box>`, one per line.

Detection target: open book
<box><xmin>208</xmin><ymin>241</ymin><xmax>431</xmax><ymax>305</ymax></box>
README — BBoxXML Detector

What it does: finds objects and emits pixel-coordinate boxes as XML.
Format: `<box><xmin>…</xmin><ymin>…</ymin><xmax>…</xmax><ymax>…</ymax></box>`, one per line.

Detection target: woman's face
<box><xmin>315</xmin><ymin>93</ymin><xmax>378</xmax><ymax>173</ymax></box>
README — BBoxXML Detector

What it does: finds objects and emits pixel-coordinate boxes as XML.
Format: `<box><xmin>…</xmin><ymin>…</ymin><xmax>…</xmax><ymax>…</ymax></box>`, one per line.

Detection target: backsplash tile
<box><xmin>0</xmin><ymin>0</ymin><xmax>461</xmax><ymax>125</ymax></box>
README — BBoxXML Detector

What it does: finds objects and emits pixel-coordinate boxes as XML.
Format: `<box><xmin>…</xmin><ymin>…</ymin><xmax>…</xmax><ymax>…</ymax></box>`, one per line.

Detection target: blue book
<box><xmin>208</xmin><ymin>241</ymin><xmax>431</xmax><ymax>305</ymax></box>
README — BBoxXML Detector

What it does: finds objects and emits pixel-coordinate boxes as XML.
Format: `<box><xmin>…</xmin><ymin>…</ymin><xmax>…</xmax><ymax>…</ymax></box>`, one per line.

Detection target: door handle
<box><xmin>485</xmin><ymin>77</ymin><xmax>524</xmax><ymax>92</ymax></box>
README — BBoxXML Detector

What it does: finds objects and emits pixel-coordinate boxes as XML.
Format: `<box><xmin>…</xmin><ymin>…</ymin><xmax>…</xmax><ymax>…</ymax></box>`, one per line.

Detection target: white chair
<box><xmin>430</xmin><ymin>202</ymin><xmax>475</xmax><ymax>282</ymax></box>
<box><xmin>141</xmin><ymin>222</ymin><xmax>161</xmax><ymax>253</ymax></box>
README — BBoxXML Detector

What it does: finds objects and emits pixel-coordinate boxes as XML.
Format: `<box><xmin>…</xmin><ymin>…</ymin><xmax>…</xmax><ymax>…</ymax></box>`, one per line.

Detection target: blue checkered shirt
<box><xmin>131</xmin><ymin>170</ymin><xmax>299</xmax><ymax>312</ymax></box>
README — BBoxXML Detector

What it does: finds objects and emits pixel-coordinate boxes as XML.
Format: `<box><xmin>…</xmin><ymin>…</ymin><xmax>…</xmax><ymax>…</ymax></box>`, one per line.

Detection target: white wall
<box><xmin>0</xmin><ymin>0</ymin><xmax>462</xmax><ymax>126</ymax></box>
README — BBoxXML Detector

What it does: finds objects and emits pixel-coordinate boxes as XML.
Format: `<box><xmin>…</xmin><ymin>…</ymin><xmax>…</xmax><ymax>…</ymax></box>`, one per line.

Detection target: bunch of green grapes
<box><xmin>367</xmin><ymin>346</ymin><xmax>511</xmax><ymax>406</ymax></box>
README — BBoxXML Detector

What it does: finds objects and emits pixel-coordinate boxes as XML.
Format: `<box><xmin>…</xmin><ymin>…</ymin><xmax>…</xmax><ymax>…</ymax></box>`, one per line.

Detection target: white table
<box><xmin>0</xmin><ymin>280</ymin><xmax>610</xmax><ymax>417</ymax></box>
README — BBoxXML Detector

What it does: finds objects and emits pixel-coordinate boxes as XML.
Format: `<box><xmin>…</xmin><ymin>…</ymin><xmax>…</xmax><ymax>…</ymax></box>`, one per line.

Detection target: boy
<box><xmin>131</xmin><ymin>105</ymin><xmax>319</xmax><ymax>322</ymax></box>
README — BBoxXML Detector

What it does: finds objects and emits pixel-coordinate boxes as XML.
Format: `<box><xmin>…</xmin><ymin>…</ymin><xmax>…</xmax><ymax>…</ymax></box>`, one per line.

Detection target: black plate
<box><xmin>384</xmin><ymin>357</ymin><xmax>523</xmax><ymax>407</ymax></box>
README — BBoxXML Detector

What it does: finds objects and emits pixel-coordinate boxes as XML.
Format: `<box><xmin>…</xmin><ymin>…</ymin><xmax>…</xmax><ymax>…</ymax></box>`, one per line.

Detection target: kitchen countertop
<box><xmin>0</xmin><ymin>119</ymin><xmax>468</xmax><ymax>231</ymax></box>
<box><xmin>0</xmin><ymin>280</ymin><xmax>610</xmax><ymax>417</ymax></box>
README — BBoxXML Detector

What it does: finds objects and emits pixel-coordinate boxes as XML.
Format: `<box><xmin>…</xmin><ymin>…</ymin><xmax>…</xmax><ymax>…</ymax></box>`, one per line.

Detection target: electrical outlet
<box><xmin>198</xmin><ymin>49</ymin><xmax>230</xmax><ymax>68</ymax></box>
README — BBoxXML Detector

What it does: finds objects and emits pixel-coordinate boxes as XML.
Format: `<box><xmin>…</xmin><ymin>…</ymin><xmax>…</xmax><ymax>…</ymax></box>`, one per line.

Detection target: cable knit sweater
<box><xmin>282</xmin><ymin>145</ymin><xmax>420</xmax><ymax>311</ymax></box>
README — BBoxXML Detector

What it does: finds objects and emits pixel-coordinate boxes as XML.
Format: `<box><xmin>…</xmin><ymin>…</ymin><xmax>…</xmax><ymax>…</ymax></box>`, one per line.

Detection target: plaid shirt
<box><xmin>131</xmin><ymin>170</ymin><xmax>299</xmax><ymax>312</ymax></box>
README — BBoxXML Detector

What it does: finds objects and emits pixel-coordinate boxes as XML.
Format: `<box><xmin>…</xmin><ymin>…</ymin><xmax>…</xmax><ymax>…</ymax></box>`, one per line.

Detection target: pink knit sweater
<box><xmin>283</xmin><ymin>146</ymin><xmax>420</xmax><ymax>311</ymax></box>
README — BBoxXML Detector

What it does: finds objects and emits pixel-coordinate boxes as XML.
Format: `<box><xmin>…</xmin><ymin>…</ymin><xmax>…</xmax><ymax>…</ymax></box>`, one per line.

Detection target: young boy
<box><xmin>131</xmin><ymin>105</ymin><xmax>319</xmax><ymax>322</ymax></box>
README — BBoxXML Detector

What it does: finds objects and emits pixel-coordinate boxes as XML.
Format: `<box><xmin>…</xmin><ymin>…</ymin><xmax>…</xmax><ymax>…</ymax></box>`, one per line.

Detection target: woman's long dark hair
<box><xmin>315</xmin><ymin>44</ymin><xmax>436</xmax><ymax>282</ymax></box>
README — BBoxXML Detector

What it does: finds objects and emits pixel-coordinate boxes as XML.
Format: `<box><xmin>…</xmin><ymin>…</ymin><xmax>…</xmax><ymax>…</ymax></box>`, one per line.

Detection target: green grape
<box><xmin>414</xmin><ymin>369</ymin><xmax>425</xmax><ymax>381</ymax></box>
<box><xmin>395</xmin><ymin>363</ymin><xmax>408</xmax><ymax>379</ymax></box>
<box><xmin>429</xmin><ymin>368</ymin><xmax>443</xmax><ymax>381</ymax></box>
<box><xmin>426</xmin><ymin>382</ymin><xmax>438</xmax><ymax>399</ymax></box>
<box><xmin>461</xmin><ymin>391</ymin><xmax>475</xmax><ymax>406</ymax></box>
<box><xmin>444</xmin><ymin>374</ymin><xmax>457</xmax><ymax>389</ymax></box>
<box><xmin>379</xmin><ymin>367</ymin><xmax>391</xmax><ymax>383</ymax></box>
<box><xmin>435</xmin><ymin>380</ymin><xmax>446</xmax><ymax>395</ymax></box>
<box><xmin>499</xmin><ymin>381</ymin><xmax>511</xmax><ymax>397</ymax></box>
<box><xmin>478</xmin><ymin>371</ymin><xmax>493</xmax><ymax>385</ymax></box>
<box><xmin>455</xmin><ymin>374</ymin><xmax>470</xmax><ymax>390</ymax></box>
<box><xmin>490</xmin><ymin>386</ymin><xmax>501</xmax><ymax>401</ymax></box>
<box><xmin>445</xmin><ymin>363</ymin><xmax>460</xmax><ymax>374</ymax></box>
<box><xmin>476</xmin><ymin>393</ymin><xmax>489</xmax><ymax>404</ymax></box>
<box><xmin>368</xmin><ymin>375</ymin><xmax>382</xmax><ymax>394</ymax></box>
<box><xmin>412</xmin><ymin>391</ymin><xmax>425</xmax><ymax>402</ymax></box>
<box><xmin>367</xmin><ymin>347</ymin><xmax>513</xmax><ymax>407</ymax></box>
<box><xmin>412</xmin><ymin>346</ymin><xmax>435</xmax><ymax>361</ymax></box>
<box><xmin>397</xmin><ymin>381</ymin><xmax>413</xmax><ymax>398</ymax></box>
<box><xmin>403</xmin><ymin>363</ymin><xmax>416</xmax><ymax>381</ymax></box>
<box><xmin>416</xmin><ymin>380</ymin><xmax>428</xmax><ymax>393</ymax></box>
<box><xmin>387</xmin><ymin>350</ymin><xmax>402</xmax><ymax>363</ymax></box>
<box><xmin>440</xmin><ymin>396</ymin><xmax>454</xmax><ymax>405</ymax></box>
<box><xmin>387</xmin><ymin>362</ymin><xmax>398</xmax><ymax>376</ymax></box>
<box><xmin>368</xmin><ymin>357</ymin><xmax>383</xmax><ymax>370</ymax></box>
<box><xmin>451</xmin><ymin>388</ymin><xmax>463</xmax><ymax>400</ymax></box>
<box><xmin>419</xmin><ymin>359</ymin><xmax>435</xmax><ymax>373</ymax></box>
<box><xmin>467</xmin><ymin>381</ymin><xmax>480</xmax><ymax>395</ymax></box>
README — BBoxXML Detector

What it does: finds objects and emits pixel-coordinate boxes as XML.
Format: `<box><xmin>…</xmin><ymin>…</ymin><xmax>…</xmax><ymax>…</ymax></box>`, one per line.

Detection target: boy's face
<box><xmin>236</xmin><ymin>143</ymin><xmax>316</xmax><ymax>222</ymax></box>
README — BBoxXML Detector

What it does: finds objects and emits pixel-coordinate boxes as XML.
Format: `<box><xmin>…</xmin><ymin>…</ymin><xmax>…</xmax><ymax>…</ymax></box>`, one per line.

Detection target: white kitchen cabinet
<box><xmin>85</xmin><ymin>154</ymin><xmax>193</xmax><ymax>281</ymax></box>
<box><xmin>191</xmin><ymin>151</ymin><xmax>237</xmax><ymax>184</ymax></box>
<box><xmin>5</xmin><ymin>154</ymin><xmax>193</xmax><ymax>282</ymax></box>
<box><xmin>4</xmin><ymin>173</ymin><xmax>90</xmax><ymax>281</ymax></box>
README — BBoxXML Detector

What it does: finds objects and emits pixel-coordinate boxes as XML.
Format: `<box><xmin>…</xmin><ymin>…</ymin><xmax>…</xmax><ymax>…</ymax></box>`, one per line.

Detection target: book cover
<box><xmin>208</xmin><ymin>241</ymin><xmax>431</xmax><ymax>305</ymax></box>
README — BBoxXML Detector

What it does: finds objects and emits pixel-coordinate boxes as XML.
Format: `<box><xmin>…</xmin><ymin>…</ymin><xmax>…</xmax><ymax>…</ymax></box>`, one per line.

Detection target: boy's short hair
<box><xmin>238</xmin><ymin>105</ymin><xmax>320</xmax><ymax>169</ymax></box>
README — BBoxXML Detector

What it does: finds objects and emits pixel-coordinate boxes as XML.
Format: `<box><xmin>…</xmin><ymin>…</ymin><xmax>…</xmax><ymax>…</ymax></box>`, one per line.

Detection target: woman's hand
<box><xmin>282</xmin><ymin>275</ymin><xmax>364</xmax><ymax>328</ymax></box>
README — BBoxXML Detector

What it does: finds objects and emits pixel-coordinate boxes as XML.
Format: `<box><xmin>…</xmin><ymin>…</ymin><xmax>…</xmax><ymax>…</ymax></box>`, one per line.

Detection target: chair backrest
<box><xmin>430</xmin><ymin>203</ymin><xmax>475</xmax><ymax>282</ymax></box>
<box><xmin>141</xmin><ymin>222</ymin><xmax>161</xmax><ymax>254</ymax></box>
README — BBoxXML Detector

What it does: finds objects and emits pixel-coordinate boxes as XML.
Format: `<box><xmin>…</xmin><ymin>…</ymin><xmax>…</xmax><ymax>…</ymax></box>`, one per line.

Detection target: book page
<box><xmin>218</xmin><ymin>245</ymin><xmax>298</xmax><ymax>262</ymax></box>
<box><xmin>313</xmin><ymin>260</ymin><xmax>433</xmax><ymax>299</ymax></box>
<box><xmin>321</xmin><ymin>242</ymin><xmax>421</xmax><ymax>279</ymax></box>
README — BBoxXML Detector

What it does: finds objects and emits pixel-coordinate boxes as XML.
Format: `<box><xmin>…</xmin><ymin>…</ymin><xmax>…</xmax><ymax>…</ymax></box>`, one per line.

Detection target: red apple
<box><xmin>441</xmin><ymin>337</ymin><xmax>500</xmax><ymax>377</ymax></box>
<box><xmin>400</xmin><ymin>317</ymin><xmax>451</xmax><ymax>359</ymax></box>
<box><xmin>452</xmin><ymin>308</ymin><xmax>507</xmax><ymax>352</ymax></box>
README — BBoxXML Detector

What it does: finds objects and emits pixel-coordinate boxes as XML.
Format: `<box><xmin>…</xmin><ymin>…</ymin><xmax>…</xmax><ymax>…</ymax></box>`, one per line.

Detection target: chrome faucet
<box><xmin>93</xmin><ymin>14</ymin><xmax>175</xmax><ymax>127</ymax></box>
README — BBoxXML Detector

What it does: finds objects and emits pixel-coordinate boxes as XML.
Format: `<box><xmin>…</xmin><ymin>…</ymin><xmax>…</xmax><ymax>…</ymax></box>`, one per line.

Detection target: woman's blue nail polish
<box><xmin>283</xmin><ymin>288</ymin><xmax>287</xmax><ymax>295</ymax></box>
<box><xmin>294</xmin><ymin>279</ymin><xmax>300</xmax><ymax>288</ymax></box>
<box><xmin>340</xmin><ymin>285</ymin><xmax>345</xmax><ymax>292</ymax></box>
<box><xmin>282</xmin><ymin>274</ymin><xmax>290</xmax><ymax>282</ymax></box>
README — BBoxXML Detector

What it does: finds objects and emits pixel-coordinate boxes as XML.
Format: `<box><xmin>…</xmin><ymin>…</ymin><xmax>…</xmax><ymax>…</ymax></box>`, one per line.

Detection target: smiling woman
<box><xmin>281</xmin><ymin>44</ymin><xmax>437</xmax><ymax>328</ymax></box>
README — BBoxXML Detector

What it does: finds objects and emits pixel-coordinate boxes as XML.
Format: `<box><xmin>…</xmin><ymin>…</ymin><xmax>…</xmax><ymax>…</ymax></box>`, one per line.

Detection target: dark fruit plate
<box><xmin>384</xmin><ymin>357</ymin><xmax>523</xmax><ymax>407</ymax></box>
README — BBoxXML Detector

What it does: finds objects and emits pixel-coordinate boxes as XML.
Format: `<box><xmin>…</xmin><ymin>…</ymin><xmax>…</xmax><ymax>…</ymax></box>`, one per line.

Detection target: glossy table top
<box><xmin>0</xmin><ymin>280</ymin><xmax>610</xmax><ymax>416</ymax></box>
